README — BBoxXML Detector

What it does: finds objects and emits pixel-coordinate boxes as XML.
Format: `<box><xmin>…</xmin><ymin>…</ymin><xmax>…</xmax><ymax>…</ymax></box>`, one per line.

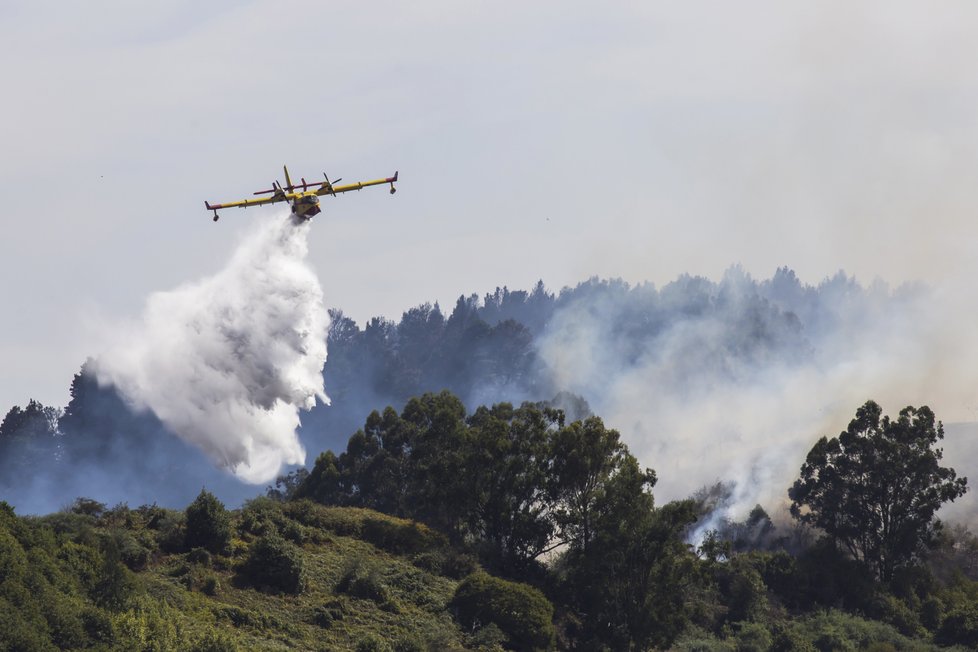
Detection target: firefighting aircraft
<box><xmin>205</xmin><ymin>165</ymin><xmax>397</xmax><ymax>221</ymax></box>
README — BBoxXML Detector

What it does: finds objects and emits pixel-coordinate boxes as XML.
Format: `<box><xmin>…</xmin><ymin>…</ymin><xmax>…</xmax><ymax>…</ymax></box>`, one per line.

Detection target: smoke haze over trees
<box><xmin>1</xmin><ymin>265</ymin><xmax>977</xmax><ymax>528</ymax></box>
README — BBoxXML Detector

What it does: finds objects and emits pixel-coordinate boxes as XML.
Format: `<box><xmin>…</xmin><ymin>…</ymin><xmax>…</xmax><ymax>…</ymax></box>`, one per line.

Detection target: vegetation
<box><xmin>185</xmin><ymin>489</ymin><xmax>232</xmax><ymax>555</ymax></box>
<box><xmin>789</xmin><ymin>400</ymin><xmax>968</xmax><ymax>582</ymax></box>
<box><xmin>0</xmin><ymin>498</ymin><xmax>500</xmax><ymax>650</ymax></box>
<box><xmin>0</xmin><ymin>270</ymin><xmax>976</xmax><ymax>649</ymax></box>
<box><xmin>451</xmin><ymin>571</ymin><xmax>555</xmax><ymax>651</ymax></box>
<box><xmin>0</xmin><ymin>394</ymin><xmax>976</xmax><ymax>649</ymax></box>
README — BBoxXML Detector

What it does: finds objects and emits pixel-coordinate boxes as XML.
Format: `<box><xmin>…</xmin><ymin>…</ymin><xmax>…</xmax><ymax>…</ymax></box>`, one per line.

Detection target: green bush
<box><xmin>412</xmin><ymin>548</ymin><xmax>479</xmax><ymax>579</ymax></box>
<box><xmin>919</xmin><ymin>596</ymin><xmax>944</xmax><ymax>631</ymax></box>
<box><xmin>393</xmin><ymin>632</ymin><xmax>427</xmax><ymax>652</ymax></box>
<box><xmin>335</xmin><ymin>556</ymin><xmax>398</xmax><ymax>611</ymax></box>
<box><xmin>796</xmin><ymin>611</ymin><xmax>916</xmax><ymax>652</ymax></box>
<box><xmin>722</xmin><ymin>556</ymin><xmax>769</xmax><ymax>623</ymax></box>
<box><xmin>362</xmin><ymin>515</ymin><xmax>435</xmax><ymax>554</ymax></box>
<box><xmin>116</xmin><ymin>530</ymin><xmax>151</xmax><ymax>571</ymax></box>
<box><xmin>185</xmin><ymin>490</ymin><xmax>231</xmax><ymax>554</ymax></box>
<box><xmin>769</xmin><ymin>622</ymin><xmax>815</xmax><ymax>652</ymax></box>
<box><xmin>450</xmin><ymin>571</ymin><xmax>555</xmax><ymax>652</ymax></box>
<box><xmin>864</xmin><ymin>644</ymin><xmax>897</xmax><ymax>652</ymax></box>
<box><xmin>355</xmin><ymin>633</ymin><xmax>391</xmax><ymax>652</ymax></box>
<box><xmin>187</xmin><ymin>546</ymin><xmax>212</xmax><ymax>566</ymax></box>
<box><xmin>68</xmin><ymin>497</ymin><xmax>107</xmax><ymax>518</ymax></box>
<box><xmin>239</xmin><ymin>496</ymin><xmax>285</xmax><ymax>536</ymax></box>
<box><xmin>201</xmin><ymin>573</ymin><xmax>220</xmax><ymax>595</ymax></box>
<box><xmin>80</xmin><ymin>606</ymin><xmax>115</xmax><ymax>645</ymax></box>
<box><xmin>813</xmin><ymin>628</ymin><xmax>854</xmax><ymax>652</ymax></box>
<box><xmin>936</xmin><ymin>603</ymin><xmax>978</xmax><ymax>647</ymax></box>
<box><xmin>156</xmin><ymin>511</ymin><xmax>186</xmax><ymax>553</ymax></box>
<box><xmin>188</xmin><ymin>630</ymin><xmax>239</xmax><ymax>652</ymax></box>
<box><xmin>240</xmin><ymin>533</ymin><xmax>304</xmax><ymax>594</ymax></box>
<box><xmin>733</xmin><ymin>621</ymin><xmax>771</xmax><ymax>652</ymax></box>
<box><xmin>312</xmin><ymin>599</ymin><xmax>346</xmax><ymax>628</ymax></box>
<box><xmin>283</xmin><ymin>503</ymin><xmax>447</xmax><ymax>553</ymax></box>
<box><xmin>92</xmin><ymin>539</ymin><xmax>134</xmax><ymax>610</ymax></box>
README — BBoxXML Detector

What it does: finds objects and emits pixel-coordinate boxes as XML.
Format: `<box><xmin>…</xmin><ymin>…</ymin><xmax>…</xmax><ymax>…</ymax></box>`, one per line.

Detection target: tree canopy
<box><xmin>296</xmin><ymin>390</ymin><xmax>699</xmax><ymax>649</ymax></box>
<box><xmin>789</xmin><ymin>400</ymin><xmax>968</xmax><ymax>582</ymax></box>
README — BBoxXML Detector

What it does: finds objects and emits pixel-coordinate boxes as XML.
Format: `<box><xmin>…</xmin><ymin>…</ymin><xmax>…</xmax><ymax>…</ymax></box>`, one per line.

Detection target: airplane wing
<box><xmin>316</xmin><ymin>172</ymin><xmax>398</xmax><ymax>197</ymax></box>
<box><xmin>205</xmin><ymin>194</ymin><xmax>290</xmax><ymax>211</ymax></box>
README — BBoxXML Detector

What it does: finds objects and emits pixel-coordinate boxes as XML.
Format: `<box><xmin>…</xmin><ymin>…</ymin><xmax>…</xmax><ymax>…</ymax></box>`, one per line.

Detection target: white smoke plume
<box><xmin>95</xmin><ymin>214</ymin><xmax>329</xmax><ymax>484</ymax></box>
<box><xmin>537</xmin><ymin>268</ymin><xmax>978</xmax><ymax>536</ymax></box>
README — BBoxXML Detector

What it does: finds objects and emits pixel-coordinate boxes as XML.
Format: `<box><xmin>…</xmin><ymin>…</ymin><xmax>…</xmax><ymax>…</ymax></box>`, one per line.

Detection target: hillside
<box><xmin>4</xmin><ymin>392</ymin><xmax>978</xmax><ymax>651</ymax></box>
<box><xmin>0</xmin><ymin>497</ymin><xmax>552</xmax><ymax>652</ymax></box>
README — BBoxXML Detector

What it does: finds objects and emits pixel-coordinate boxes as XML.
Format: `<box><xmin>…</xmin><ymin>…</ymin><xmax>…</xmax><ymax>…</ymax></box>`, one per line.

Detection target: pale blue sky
<box><xmin>4</xmin><ymin>1</ymin><xmax>978</xmax><ymax>412</ymax></box>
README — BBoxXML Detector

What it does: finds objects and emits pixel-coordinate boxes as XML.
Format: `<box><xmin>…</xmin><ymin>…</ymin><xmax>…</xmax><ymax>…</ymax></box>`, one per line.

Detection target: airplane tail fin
<box><xmin>283</xmin><ymin>165</ymin><xmax>293</xmax><ymax>191</ymax></box>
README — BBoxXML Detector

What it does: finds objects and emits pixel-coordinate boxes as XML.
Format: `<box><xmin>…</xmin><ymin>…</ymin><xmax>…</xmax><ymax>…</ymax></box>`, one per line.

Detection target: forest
<box><xmin>1</xmin><ymin>269</ymin><xmax>977</xmax><ymax>650</ymax></box>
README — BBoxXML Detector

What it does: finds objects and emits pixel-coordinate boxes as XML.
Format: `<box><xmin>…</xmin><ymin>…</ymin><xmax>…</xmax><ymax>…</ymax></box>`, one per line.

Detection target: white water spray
<box><xmin>95</xmin><ymin>214</ymin><xmax>329</xmax><ymax>484</ymax></box>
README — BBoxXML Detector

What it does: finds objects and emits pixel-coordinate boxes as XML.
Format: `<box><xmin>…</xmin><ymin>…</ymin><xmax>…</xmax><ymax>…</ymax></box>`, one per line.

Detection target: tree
<box><xmin>556</xmin><ymin>458</ymin><xmax>698</xmax><ymax>651</ymax></box>
<box><xmin>789</xmin><ymin>400</ymin><xmax>968</xmax><ymax>582</ymax></box>
<box><xmin>0</xmin><ymin>399</ymin><xmax>62</xmax><ymax>470</ymax></box>
<box><xmin>464</xmin><ymin>402</ymin><xmax>558</xmax><ymax>572</ymax></box>
<box><xmin>550</xmin><ymin>415</ymin><xmax>630</xmax><ymax>553</ymax></box>
<box><xmin>185</xmin><ymin>490</ymin><xmax>231</xmax><ymax>554</ymax></box>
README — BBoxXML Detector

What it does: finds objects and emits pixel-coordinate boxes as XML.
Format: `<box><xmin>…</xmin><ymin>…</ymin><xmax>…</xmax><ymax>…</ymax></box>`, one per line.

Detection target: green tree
<box><xmin>789</xmin><ymin>400</ymin><xmax>968</xmax><ymax>582</ymax></box>
<box><xmin>184</xmin><ymin>490</ymin><xmax>231</xmax><ymax>554</ymax></box>
<box><xmin>550</xmin><ymin>415</ymin><xmax>630</xmax><ymax>553</ymax></box>
<box><xmin>464</xmin><ymin>402</ymin><xmax>558</xmax><ymax>572</ymax></box>
<box><xmin>557</xmin><ymin>457</ymin><xmax>698</xmax><ymax>651</ymax></box>
<box><xmin>0</xmin><ymin>399</ymin><xmax>62</xmax><ymax>470</ymax></box>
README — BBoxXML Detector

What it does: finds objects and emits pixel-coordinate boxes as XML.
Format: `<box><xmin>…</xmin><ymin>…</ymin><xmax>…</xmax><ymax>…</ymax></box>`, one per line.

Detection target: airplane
<box><xmin>205</xmin><ymin>165</ymin><xmax>397</xmax><ymax>221</ymax></box>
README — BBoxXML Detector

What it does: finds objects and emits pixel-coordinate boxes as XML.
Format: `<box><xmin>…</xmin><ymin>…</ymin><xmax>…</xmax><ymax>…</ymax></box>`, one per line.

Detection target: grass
<box><xmin>128</xmin><ymin>508</ymin><xmax>473</xmax><ymax>651</ymax></box>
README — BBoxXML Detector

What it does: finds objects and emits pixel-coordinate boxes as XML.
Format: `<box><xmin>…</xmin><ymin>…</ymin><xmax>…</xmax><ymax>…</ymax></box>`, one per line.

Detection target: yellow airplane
<box><xmin>205</xmin><ymin>165</ymin><xmax>398</xmax><ymax>221</ymax></box>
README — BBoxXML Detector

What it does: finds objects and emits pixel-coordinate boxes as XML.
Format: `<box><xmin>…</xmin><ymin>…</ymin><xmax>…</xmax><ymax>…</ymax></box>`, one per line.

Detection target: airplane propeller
<box><xmin>323</xmin><ymin>172</ymin><xmax>342</xmax><ymax>196</ymax></box>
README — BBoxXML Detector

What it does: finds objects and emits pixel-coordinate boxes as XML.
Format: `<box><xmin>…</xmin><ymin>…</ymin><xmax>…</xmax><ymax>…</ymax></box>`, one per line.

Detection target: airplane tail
<box><xmin>283</xmin><ymin>165</ymin><xmax>293</xmax><ymax>191</ymax></box>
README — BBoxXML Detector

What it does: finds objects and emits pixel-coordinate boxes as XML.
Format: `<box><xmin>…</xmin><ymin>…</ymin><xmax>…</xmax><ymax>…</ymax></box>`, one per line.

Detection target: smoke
<box><xmin>536</xmin><ymin>268</ymin><xmax>978</xmax><ymax>535</ymax></box>
<box><xmin>95</xmin><ymin>213</ymin><xmax>329</xmax><ymax>484</ymax></box>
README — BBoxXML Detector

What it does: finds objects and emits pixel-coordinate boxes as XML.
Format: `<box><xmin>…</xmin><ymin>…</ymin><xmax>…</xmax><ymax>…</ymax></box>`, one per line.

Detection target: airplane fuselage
<box><xmin>291</xmin><ymin>192</ymin><xmax>321</xmax><ymax>218</ymax></box>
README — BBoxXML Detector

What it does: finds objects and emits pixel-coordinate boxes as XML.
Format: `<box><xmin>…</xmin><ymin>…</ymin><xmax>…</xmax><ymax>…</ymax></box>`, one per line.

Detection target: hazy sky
<box><xmin>4</xmin><ymin>1</ymin><xmax>978</xmax><ymax>412</ymax></box>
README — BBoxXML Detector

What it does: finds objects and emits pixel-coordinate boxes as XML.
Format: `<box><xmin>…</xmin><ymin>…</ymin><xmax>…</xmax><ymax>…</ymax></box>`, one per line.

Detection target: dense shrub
<box><xmin>795</xmin><ymin>610</ymin><xmax>920</xmax><ymax>652</ymax></box>
<box><xmin>185</xmin><ymin>490</ymin><xmax>231</xmax><ymax>554</ymax></box>
<box><xmin>720</xmin><ymin>557</ymin><xmax>769</xmax><ymax>624</ymax></box>
<box><xmin>240</xmin><ymin>533</ymin><xmax>304</xmax><ymax>594</ymax></box>
<box><xmin>283</xmin><ymin>502</ymin><xmax>447</xmax><ymax>553</ymax></box>
<box><xmin>335</xmin><ymin>556</ymin><xmax>398</xmax><ymax>612</ymax></box>
<box><xmin>411</xmin><ymin>548</ymin><xmax>479</xmax><ymax>579</ymax></box>
<box><xmin>201</xmin><ymin>573</ymin><xmax>220</xmax><ymax>595</ymax></box>
<box><xmin>239</xmin><ymin>496</ymin><xmax>286</xmax><ymax>537</ymax></box>
<box><xmin>768</xmin><ymin>622</ymin><xmax>815</xmax><ymax>652</ymax></box>
<box><xmin>116</xmin><ymin>530</ymin><xmax>151</xmax><ymax>570</ymax></box>
<box><xmin>732</xmin><ymin>622</ymin><xmax>771</xmax><ymax>652</ymax></box>
<box><xmin>362</xmin><ymin>515</ymin><xmax>436</xmax><ymax>554</ymax></box>
<box><xmin>355</xmin><ymin>633</ymin><xmax>390</xmax><ymax>652</ymax></box>
<box><xmin>92</xmin><ymin>537</ymin><xmax>134</xmax><ymax>610</ymax></box>
<box><xmin>450</xmin><ymin>571</ymin><xmax>555</xmax><ymax>652</ymax></box>
<box><xmin>68</xmin><ymin>497</ymin><xmax>107</xmax><ymax>518</ymax></box>
<box><xmin>187</xmin><ymin>546</ymin><xmax>212</xmax><ymax>566</ymax></box>
<box><xmin>867</xmin><ymin>593</ymin><xmax>924</xmax><ymax>638</ymax></box>
<box><xmin>188</xmin><ymin>630</ymin><xmax>239</xmax><ymax>652</ymax></box>
<box><xmin>935</xmin><ymin>603</ymin><xmax>978</xmax><ymax>647</ymax></box>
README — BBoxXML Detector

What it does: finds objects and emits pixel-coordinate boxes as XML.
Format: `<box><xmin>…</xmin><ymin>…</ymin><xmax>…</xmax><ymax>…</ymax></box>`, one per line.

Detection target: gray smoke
<box><xmin>95</xmin><ymin>213</ymin><xmax>329</xmax><ymax>484</ymax></box>
<box><xmin>536</xmin><ymin>268</ymin><xmax>978</xmax><ymax>535</ymax></box>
